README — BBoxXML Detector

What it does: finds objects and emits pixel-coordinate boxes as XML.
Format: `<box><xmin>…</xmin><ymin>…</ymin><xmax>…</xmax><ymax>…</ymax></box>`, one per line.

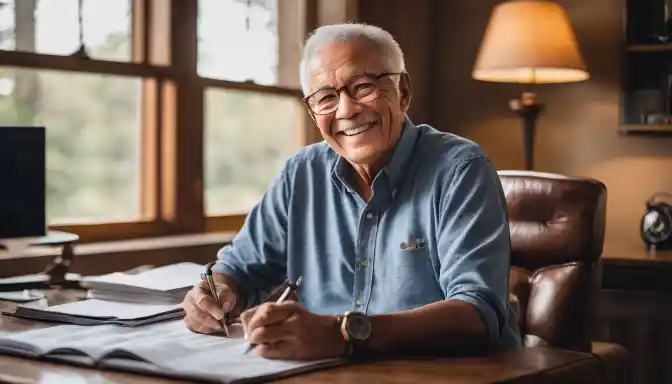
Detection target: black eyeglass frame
<box><xmin>302</xmin><ymin>72</ymin><xmax>405</xmax><ymax>115</ymax></box>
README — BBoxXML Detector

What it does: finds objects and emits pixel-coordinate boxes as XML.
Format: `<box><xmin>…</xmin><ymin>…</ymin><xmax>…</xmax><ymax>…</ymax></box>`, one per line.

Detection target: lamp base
<box><xmin>509</xmin><ymin>92</ymin><xmax>545</xmax><ymax>170</ymax></box>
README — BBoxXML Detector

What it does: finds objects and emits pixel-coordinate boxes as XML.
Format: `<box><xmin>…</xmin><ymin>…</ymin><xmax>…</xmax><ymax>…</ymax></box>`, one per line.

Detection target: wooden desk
<box><xmin>0</xmin><ymin>343</ymin><xmax>602</xmax><ymax>384</ymax></box>
<box><xmin>0</xmin><ymin>291</ymin><xmax>603</xmax><ymax>384</ymax></box>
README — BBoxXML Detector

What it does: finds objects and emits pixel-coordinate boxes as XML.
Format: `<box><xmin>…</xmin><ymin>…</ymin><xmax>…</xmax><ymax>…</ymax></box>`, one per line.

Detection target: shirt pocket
<box><xmin>383</xmin><ymin>247</ymin><xmax>439</xmax><ymax>308</ymax></box>
<box><xmin>391</xmin><ymin>247</ymin><xmax>432</xmax><ymax>278</ymax></box>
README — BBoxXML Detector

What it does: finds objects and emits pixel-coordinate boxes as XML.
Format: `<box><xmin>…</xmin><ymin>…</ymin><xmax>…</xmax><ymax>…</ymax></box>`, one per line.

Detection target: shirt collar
<box><xmin>331</xmin><ymin>115</ymin><xmax>420</xmax><ymax>197</ymax></box>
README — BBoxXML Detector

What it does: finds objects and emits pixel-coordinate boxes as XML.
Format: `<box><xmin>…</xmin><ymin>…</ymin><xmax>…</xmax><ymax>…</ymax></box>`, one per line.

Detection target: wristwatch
<box><xmin>339</xmin><ymin>311</ymin><xmax>372</xmax><ymax>357</ymax></box>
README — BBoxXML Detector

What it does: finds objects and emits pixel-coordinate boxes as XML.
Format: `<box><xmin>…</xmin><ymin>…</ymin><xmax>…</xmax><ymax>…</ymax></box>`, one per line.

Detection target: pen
<box><xmin>244</xmin><ymin>275</ymin><xmax>302</xmax><ymax>354</ymax></box>
<box><xmin>202</xmin><ymin>261</ymin><xmax>230</xmax><ymax>335</ymax></box>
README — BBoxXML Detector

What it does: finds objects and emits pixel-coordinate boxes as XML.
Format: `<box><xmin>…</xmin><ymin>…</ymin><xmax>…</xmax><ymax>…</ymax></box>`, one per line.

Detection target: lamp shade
<box><xmin>472</xmin><ymin>0</ymin><xmax>589</xmax><ymax>84</ymax></box>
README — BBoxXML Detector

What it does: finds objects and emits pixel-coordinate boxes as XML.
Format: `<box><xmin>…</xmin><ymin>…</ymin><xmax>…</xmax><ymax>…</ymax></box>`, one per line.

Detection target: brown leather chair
<box><xmin>498</xmin><ymin>170</ymin><xmax>630</xmax><ymax>384</ymax></box>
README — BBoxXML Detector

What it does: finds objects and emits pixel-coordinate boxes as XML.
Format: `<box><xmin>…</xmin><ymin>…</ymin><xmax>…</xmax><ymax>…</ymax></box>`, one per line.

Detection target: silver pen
<box><xmin>244</xmin><ymin>276</ymin><xmax>302</xmax><ymax>354</ymax></box>
<box><xmin>202</xmin><ymin>261</ymin><xmax>230</xmax><ymax>335</ymax></box>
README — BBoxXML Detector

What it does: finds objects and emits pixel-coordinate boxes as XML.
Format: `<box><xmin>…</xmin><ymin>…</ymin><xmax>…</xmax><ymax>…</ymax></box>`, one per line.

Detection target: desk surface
<box><xmin>0</xmin><ymin>346</ymin><xmax>600</xmax><ymax>384</ymax></box>
<box><xmin>0</xmin><ymin>291</ymin><xmax>602</xmax><ymax>384</ymax></box>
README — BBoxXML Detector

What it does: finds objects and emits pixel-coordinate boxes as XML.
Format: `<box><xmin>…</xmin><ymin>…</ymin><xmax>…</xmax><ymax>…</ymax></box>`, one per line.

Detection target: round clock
<box><xmin>641</xmin><ymin>192</ymin><xmax>672</xmax><ymax>250</ymax></box>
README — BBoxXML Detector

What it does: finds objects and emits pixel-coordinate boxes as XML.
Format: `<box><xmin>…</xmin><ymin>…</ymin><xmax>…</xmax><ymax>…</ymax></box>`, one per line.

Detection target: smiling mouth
<box><xmin>339</xmin><ymin>122</ymin><xmax>376</xmax><ymax>137</ymax></box>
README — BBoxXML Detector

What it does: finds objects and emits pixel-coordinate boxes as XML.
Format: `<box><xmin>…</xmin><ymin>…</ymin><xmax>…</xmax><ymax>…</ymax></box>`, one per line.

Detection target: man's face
<box><xmin>304</xmin><ymin>40</ymin><xmax>412</xmax><ymax>166</ymax></box>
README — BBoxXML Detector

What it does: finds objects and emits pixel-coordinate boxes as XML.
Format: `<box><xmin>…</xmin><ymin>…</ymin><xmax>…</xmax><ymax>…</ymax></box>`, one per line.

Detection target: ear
<box><xmin>398</xmin><ymin>72</ymin><xmax>413</xmax><ymax>113</ymax></box>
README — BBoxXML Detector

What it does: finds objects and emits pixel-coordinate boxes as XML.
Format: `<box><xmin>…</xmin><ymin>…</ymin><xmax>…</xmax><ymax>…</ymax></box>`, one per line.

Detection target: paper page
<box><xmin>102</xmin><ymin>321</ymin><xmax>341</xmax><ymax>382</ymax></box>
<box><xmin>80</xmin><ymin>262</ymin><xmax>204</xmax><ymax>292</ymax></box>
<box><xmin>87</xmin><ymin>289</ymin><xmax>185</xmax><ymax>305</ymax></box>
<box><xmin>0</xmin><ymin>290</ymin><xmax>46</xmax><ymax>303</ymax></box>
<box><xmin>0</xmin><ymin>323</ymin><xmax>157</xmax><ymax>360</ymax></box>
<box><xmin>43</xmin><ymin>299</ymin><xmax>181</xmax><ymax>320</ymax></box>
<box><xmin>0</xmin><ymin>273</ymin><xmax>80</xmax><ymax>284</ymax></box>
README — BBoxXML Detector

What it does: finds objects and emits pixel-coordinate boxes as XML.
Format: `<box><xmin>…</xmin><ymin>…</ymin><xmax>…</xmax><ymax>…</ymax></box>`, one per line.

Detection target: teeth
<box><xmin>342</xmin><ymin>122</ymin><xmax>373</xmax><ymax>136</ymax></box>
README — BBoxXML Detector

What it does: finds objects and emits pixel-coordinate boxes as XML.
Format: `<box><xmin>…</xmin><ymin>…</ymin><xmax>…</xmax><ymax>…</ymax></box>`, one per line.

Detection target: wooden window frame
<box><xmin>2</xmin><ymin>0</ymin><xmax>352</xmax><ymax>243</ymax></box>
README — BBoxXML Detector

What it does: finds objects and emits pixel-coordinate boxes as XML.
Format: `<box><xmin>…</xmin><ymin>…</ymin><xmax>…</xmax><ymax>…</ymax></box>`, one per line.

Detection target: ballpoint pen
<box><xmin>201</xmin><ymin>261</ymin><xmax>230</xmax><ymax>335</ymax></box>
<box><xmin>244</xmin><ymin>275</ymin><xmax>302</xmax><ymax>354</ymax></box>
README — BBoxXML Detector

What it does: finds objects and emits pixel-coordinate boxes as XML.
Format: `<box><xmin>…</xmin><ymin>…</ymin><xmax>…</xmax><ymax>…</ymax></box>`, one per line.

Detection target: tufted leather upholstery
<box><xmin>498</xmin><ymin>170</ymin><xmax>607</xmax><ymax>352</ymax></box>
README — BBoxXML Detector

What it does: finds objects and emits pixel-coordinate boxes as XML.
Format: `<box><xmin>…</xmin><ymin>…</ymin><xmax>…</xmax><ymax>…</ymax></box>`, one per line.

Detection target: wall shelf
<box><xmin>627</xmin><ymin>44</ymin><xmax>672</xmax><ymax>53</ymax></box>
<box><xmin>619</xmin><ymin>124</ymin><xmax>672</xmax><ymax>136</ymax></box>
<box><xmin>620</xmin><ymin>0</ymin><xmax>672</xmax><ymax>136</ymax></box>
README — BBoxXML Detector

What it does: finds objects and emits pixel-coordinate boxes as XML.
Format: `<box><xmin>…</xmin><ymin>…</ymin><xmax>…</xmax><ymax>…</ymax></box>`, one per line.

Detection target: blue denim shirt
<box><xmin>214</xmin><ymin>116</ymin><xmax>522</xmax><ymax>350</ymax></box>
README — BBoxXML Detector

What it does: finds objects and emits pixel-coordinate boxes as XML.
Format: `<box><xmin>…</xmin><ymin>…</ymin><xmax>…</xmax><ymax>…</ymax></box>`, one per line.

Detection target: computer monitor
<box><xmin>0</xmin><ymin>125</ymin><xmax>46</xmax><ymax>247</ymax></box>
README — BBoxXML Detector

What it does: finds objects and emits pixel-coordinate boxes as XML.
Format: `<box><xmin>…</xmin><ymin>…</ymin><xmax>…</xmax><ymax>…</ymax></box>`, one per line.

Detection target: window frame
<box><xmin>0</xmin><ymin>0</ymin><xmax>321</xmax><ymax>243</ymax></box>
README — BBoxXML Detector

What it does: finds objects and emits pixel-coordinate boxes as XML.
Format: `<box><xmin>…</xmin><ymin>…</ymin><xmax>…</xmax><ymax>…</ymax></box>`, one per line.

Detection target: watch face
<box><xmin>346</xmin><ymin>314</ymin><xmax>372</xmax><ymax>341</ymax></box>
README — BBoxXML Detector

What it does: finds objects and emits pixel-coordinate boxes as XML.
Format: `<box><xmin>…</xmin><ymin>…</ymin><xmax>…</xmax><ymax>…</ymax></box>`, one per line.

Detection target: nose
<box><xmin>334</xmin><ymin>90</ymin><xmax>361</xmax><ymax>119</ymax></box>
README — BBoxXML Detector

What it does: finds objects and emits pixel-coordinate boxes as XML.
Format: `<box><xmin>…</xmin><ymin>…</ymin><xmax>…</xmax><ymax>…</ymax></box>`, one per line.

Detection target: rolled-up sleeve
<box><xmin>437</xmin><ymin>155</ymin><xmax>512</xmax><ymax>348</ymax></box>
<box><xmin>211</xmin><ymin>159</ymin><xmax>292</xmax><ymax>308</ymax></box>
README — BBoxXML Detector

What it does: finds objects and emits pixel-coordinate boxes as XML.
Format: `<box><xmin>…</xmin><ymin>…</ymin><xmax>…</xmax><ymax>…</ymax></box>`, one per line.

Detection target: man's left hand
<box><xmin>240</xmin><ymin>301</ymin><xmax>348</xmax><ymax>360</ymax></box>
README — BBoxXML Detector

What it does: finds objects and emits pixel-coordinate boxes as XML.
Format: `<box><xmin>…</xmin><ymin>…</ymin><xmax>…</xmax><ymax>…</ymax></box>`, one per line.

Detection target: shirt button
<box><xmin>355</xmin><ymin>299</ymin><xmax>362</xmax><ymax>306</ymax></box>
<box><xmin>360</xmin><ymin>259</ymin><xmax>369</xmax><ymax>266</ymax></box>
<box><xmin>365</xmin><ymin>212</ymin><xmax>373</xmax><ymax>219</ymax></box>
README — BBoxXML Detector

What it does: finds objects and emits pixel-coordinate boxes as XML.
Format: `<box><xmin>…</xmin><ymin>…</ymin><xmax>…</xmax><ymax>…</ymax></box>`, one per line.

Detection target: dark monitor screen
<box><xmin>0</xmin><ymin>126</ymin><xmax>46</xmax><ymax>239</ymax></box>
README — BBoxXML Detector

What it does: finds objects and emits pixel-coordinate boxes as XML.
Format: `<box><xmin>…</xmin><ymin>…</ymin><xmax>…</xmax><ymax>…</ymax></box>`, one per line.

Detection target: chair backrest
<box><xmin>498</xmin><ymin>170</ymin><xmax>607</xmax><ymax>352</ymax></box>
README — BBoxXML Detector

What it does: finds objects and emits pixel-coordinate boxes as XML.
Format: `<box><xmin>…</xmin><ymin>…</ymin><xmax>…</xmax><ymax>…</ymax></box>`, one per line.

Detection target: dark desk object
<box><xmin>37</xmin><ymin>230</ymin><xmax>80</xmax><ymax>286</ymax></box>
<box><xmin>0</xmin><ymin>125</ymin><xmax>46</xmax><ymax>239</ymax></box>
<box><xmin>0</xmin><ymin>289</ymin><xmax>604</xmax><ymax>383</ymax></box>
<box><xmin>0</xmin><ymin>231</ymin><xmax>80</xmax><ymax>291</ymax></box>
<box><xmin>498</xmin><ymin>170</ymin><xmax>630</xmax><ymax>384</ymax></box>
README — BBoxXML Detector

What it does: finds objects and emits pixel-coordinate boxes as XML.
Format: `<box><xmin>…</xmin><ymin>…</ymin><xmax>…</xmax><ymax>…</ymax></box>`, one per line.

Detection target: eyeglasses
<box><xmin>303</xmin><ymin>72</ymin><xmax>403</xmax><ymax>115</ymax></box>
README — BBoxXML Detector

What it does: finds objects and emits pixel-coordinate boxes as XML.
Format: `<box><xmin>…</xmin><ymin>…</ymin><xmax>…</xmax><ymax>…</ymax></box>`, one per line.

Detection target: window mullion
<box><xmin>131</xmin><ymin>0</ymin><xmax>148</xmax><ymax>63</ymax></box>
<box><xmin>164</xmin><ymin>0</ymin><xmax>204</xmax><ymax>234</ymax></box>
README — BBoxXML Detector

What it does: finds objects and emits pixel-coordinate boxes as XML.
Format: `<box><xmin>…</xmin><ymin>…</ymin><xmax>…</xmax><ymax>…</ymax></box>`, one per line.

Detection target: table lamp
<box><xmin>472</xmin><ymin>0</ymin><xmax>589</xmax><ymax>170</ymax></box>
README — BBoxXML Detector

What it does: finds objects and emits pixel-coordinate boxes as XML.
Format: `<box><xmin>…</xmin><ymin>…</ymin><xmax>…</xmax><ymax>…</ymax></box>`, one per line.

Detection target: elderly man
<box><xmin>182</xmin><ymin>23</ymin><xmax>521</xmax><ymax>359</ymax></box>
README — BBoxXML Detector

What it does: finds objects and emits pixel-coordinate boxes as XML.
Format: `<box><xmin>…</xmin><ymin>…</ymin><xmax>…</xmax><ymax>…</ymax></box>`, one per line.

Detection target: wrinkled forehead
<box><xmin>304</xmin><ymin>40</ymin><xmax>389</xmax><ymax>94</ymax></box>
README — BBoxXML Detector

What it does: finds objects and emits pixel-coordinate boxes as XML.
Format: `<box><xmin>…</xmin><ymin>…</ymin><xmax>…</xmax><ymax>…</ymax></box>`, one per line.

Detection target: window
<box><xmin>204</xmin><ymin>89</ymin><xmax>303</xmax><ymax>215</ymax></box>
<box><xmin>0</xmin><ymin>0</ymin><xmax>132</xmax><ymax>62</ymax></box>
<box><xmin>199</xmin><ymin>0</ymin><xmax>308</xmax><ymax>220</ymax></box>
<box><xmin>198</xmin><ymin>0</ymin><xmax>279</xmax><ymax>85</ymax></box>
<box><xmin>0</xmin><ymin>0</ymin><xmax>141</xmax><ymax>228</ymax></box>
<box><xmin>0</xmin><ymin>0</ymin><xmax>151</xmax><ymax>241</ymax></box>
<box><xmin>0</xmin><ymin>1</ymin><xmax>314</xmax><ymax>243</ymax></box>
<box><xmin>0</xmin><ymin>67</ymin><xmax>142</xmax><ymax>224</ymax></box>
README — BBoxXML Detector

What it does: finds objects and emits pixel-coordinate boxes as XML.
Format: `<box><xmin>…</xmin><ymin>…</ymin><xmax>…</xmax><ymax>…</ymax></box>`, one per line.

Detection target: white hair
<box><xmin>299</xmin><ymin>23</ymin><xmax>406</xmax><ymax>95</ymax></box>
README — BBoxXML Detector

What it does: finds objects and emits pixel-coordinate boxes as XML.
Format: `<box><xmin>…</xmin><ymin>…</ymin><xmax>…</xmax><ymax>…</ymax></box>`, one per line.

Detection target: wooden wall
<box><xmin>356</xmin><ymin>0</ymin><xmax>434</xmax><ymax>125</ymax></box>
<box><xmin>359</xmin><ymin>0</ymin><xmax>672</xmax><ymax>250</ymax></box>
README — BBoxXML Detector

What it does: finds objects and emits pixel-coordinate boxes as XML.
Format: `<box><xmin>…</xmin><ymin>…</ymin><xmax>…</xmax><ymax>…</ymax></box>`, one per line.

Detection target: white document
<box><xmin>0</xmin><ymin>273</ymin><xmax>81</xmax><ymax>284</ymax></box>
<box><xmin>80</xmin><ymin>262</ymin><xmax>204</xmax><ymax>292</ymax></box>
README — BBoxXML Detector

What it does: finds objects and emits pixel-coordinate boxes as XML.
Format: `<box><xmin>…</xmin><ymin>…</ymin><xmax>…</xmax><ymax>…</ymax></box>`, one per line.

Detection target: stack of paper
<box><xmin>4</xmin><ymin>299</ymin><xmax>184</xmax><ymax>326</ymax></box>
<box><xmin>80</xmin><ymin>262</ymin><xmax>204</xmax><ymax>304</ymax></box>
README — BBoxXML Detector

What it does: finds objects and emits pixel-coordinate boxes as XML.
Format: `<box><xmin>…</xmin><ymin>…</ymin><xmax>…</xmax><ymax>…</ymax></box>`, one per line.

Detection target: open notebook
<box><xmin>0</xmin><ymin>320</ymin><xmax>344</xmax><ymax>383</ymax></box>
<box><xmin>80</xmin><ymin>262</ymin><xmax>204</xmax><ymax>304</ymax></box>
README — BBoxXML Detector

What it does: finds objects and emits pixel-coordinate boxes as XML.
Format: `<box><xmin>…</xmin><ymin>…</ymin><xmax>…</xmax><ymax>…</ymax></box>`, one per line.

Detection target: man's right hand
<box><xmin>182</xmin><ymin>278</ymin><xmax>238</xmax><ymax>335</ymax></box>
